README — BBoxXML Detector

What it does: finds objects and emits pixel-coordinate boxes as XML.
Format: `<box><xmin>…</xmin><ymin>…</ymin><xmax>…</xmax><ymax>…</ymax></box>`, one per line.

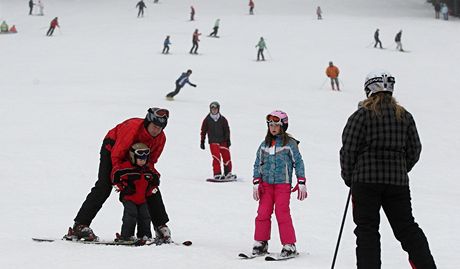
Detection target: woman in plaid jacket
<box><xmin>340</xmin><ymin>70</ymin><xmax>436</xmax><ymax>269</ymax></box>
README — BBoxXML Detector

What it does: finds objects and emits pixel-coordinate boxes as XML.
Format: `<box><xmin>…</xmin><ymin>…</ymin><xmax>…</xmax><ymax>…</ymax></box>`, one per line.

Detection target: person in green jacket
<box><xmin>1</xmin><ymin>21</ymin><xmax>9</xmax><ymax>33</ymax></box>
<box><xmin>255</xmin><ymin>37</ymin><xmax>267</xmax><ymax>61</ymax></box>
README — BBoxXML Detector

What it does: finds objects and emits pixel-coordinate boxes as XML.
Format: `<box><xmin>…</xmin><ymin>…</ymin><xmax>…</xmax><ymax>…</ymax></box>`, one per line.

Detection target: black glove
<box><xmin>344</xmin><ymin>180</ymin><xmax>351</xmax><ymax>188</ymax></box>
<box><xmin>200</xmin><ymin>141</ymin><xmax>205</xmax><ymax>150</ymax></box>
<box><xmin>143</xmin><ymin>171</ymin><xmax>160</xmax><ymax>186</ymax></box>
<box><xmin>150</xmin><ymin>173</ymin><xmax>160</xmax><ymax>186</ymax></box>
<box><xmin>227</xmin><ymin>140</ymin><xmax>231</xmax><ymax>147</ymax></box>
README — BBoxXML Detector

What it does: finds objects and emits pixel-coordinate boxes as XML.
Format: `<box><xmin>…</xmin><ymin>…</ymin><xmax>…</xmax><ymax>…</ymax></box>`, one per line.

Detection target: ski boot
<box><xmin>252</xmin><ymin>240</ymin><xmax>268</xmax><ymax>256</ymax></box>
<box><xmin>154</xmin><ymin>225</ymin><xmax>172</xmax><ymax>245</ymax></box>
<box><xmin>214</xmin><ymin>174</ymin><xmax>224</xmax><ymax>180</ymax></box>
<box><xmin>224</xmin><ymin>172</ymin><xmax>236</xmax><ymax>180</ymax></box>
<box><xmin>64</xmin><ymin>223</ymin><xmax>98</xmax><ymax>241</ymax></box>
<box><xmin>280</xmin><ymin>244</ymin><xmax>297</xmax><ymax>258</ymax></box>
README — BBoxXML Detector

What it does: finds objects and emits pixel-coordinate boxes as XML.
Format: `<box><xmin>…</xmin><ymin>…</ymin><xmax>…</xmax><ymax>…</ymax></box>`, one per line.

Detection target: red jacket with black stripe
<box><xmin>112</xmin><ymin>163</ymin><xmax>158</xmax><ymax>205</ymax></box>
<box><xmin>104</xmin><ymin>118</ymin><xmax>166</xmax><ymax>181</ymax></box>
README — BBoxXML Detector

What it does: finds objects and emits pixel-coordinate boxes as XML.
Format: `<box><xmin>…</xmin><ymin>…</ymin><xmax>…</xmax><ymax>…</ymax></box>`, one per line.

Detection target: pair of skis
<box><xmin>238</xmin><ymin>252</ymin><xmax>299</xmax><ymax>261</ymax></box>
<box><xmin>32</xmin><ymin>237</ymin><xmax>192</xmax><ymax>247</ymax></box>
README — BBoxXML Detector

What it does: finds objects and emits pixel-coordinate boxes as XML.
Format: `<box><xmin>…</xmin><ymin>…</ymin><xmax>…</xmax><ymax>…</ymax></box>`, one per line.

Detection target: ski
<box><xmin>265</xmin><ymin>252</ymin><xmax>299</xmax><ymax>261</ymax></box>
<box><xmin>32</xmin><ymin>237</ymin><xmax>192</xmax><ymax>247</ymax></box>
<box><xmin>238</xmin><ymin>252</ymin><xmax>267</xmax><ymax>259</ymax></box>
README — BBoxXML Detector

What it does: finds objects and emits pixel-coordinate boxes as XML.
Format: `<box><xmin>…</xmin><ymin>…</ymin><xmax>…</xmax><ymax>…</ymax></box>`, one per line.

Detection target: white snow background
<box><xmin>0</xmin><ymin>0</ymin><xmax>459</xmax><ymax>268</ymax></box>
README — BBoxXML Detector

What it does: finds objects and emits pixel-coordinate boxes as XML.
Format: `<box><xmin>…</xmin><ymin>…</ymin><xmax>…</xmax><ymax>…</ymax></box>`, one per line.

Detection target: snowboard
<box><xmin>206</xmin><ymin>174</ymin><xmax>238</xmax><ymax>183</ymax></box>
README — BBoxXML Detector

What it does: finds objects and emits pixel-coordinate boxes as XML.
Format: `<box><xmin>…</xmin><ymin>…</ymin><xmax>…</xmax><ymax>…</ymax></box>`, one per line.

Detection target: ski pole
<box><xmin>331</xmin><ymin>189</ymin><xmax>351</xmax><ymax>269</ymax></box>
<box><xmin>319</xmin><ymin>78</ymin><xmax>328</xmax><ymax>90</ymax></box>
<box><xmin>339</xmin><ymin>78</ymin><xmax>345</xmax><ymax>88</ymax></box>
<box><xmin>265</xmin><ymin>48</ymin><xmax>273</xmax><ymax>60</ymax></box>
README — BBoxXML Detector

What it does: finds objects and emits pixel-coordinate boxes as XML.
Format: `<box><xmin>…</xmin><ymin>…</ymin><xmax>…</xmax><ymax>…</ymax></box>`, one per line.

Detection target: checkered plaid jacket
<box><xmin>340</xmin><ymin>102</ymin><xmax>421</xmax><ymax>186</ymax></box>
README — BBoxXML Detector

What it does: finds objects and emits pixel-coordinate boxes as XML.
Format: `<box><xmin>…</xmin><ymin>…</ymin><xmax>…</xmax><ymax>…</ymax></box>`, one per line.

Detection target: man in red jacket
<box><xmin>46</xmin><ymin>17</ymin><xmax>59</xmax><ymax>36</ymax></box>
<box><xmin>68</xmin><ymin>108</ymin><xmax>172</xmax><ymax>242</ymax></box>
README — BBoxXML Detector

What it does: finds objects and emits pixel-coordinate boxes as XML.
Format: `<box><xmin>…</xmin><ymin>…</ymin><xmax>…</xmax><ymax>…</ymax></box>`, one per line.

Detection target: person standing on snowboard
<box><xmin>200</xmin><ymin>101</ymin><xmax>234</xmax><ymax>180</ymax></box>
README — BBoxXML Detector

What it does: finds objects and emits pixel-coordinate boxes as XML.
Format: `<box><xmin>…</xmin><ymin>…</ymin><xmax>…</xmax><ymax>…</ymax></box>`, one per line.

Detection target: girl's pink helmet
<box><xmin>266</xmin><ymin>110</ymin><xmax>289</xmax><ymax>131</ymax></box>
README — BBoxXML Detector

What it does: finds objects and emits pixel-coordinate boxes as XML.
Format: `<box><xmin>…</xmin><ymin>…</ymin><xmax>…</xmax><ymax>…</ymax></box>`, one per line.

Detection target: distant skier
<box><xmin>316</xmin><ymin>6</ymin><xmax>322</xmax><ymax>20</ymax></box>
<box><xmin>395</xmin><ymin>30</ymin><xmax>403</xmax><ymax>52</ymax></box>
<box><xmin>326</xmin><ymin>61</ymin><xmax>340</xmax><ymax>91</ymax></box>
<box><xmin>9</xmin><ymin>25</ymin><xmax>17</xmax><ymax>33</ymax></box>
<box><xmin>251</xmin><ymin>110</ymin><xmax>307</xmax><ymax>258</ymax></box>
<box><xmin>190</xmin><ymin>6</ymin><xmax>195</xmax><ymax>21</ymax></box>
<box><xmin>209</xmin><ymin>19</ymin><xmax>220</xmax><ymax>37</ymax></box>
<box><xmin>113</xmin><ymin>143</ymin><xmax>157</xmax><ymax>242</ymax></box>
<box><xmin>37</xmin><ymin>0</ymin><xmax>44</xmax><ymax>16</ymax></box>
<box><xmin>441</xmin><ymin>3</ymin><xmax>449</xmax><ymax>20</ymax></box>
<box><xmin>249</xmin><ymin>0</ymin><xmax>255</xmax><ymax>15</ymax></box>
<box><xmin>255</xmin><ymin>37</ymin><xmax>266</xmax><ymax>61</ymax></box>
<box><xmin>166</xmin><ymin>69</ymin><xmax>197</xmax><ymax>99</ymax></box>
<box><xmin>374</xmin><ymin>28</ymin><xmax>383</xmax><ymax>49</ymax></box>
<box><xmin>434</xmin><ymin>1</ymin><xmax>441</xmax><ymax>19</ymax></box>
<box><xmin>136</xmin><ymin>0</ymin><xmax>146</xmax><ymax>18</ymax></box>
<box><xmin>190</xmin><ymin>29</ymin><xmax>201</xmax><ymax>54</ymax></box>
<box><xmin>46</xmin><ymin>17</ymin><xmax>59</xmax><ymax>36</ymax></box>
<box><xmin>28</xmin><ymin>0</ymin><xmax>34</xmax><ymax>15</ymax></box>
<box><xmin>0</xmin><ymin>21</ymin><xmax>9</xmax><ymax>33</ymax></box>
<box><xmin>200</xmin><ymin>102</ymin><xmax>234</xmax><ymax>180</ymax></box>
<box><xmin>162</xmin><ymin>35</ymin><xmax>171</xmax><ymax>54</ymax></box>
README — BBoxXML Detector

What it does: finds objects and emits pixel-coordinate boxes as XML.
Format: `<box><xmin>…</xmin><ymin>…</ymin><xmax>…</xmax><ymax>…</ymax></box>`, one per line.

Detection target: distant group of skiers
<box><xmin>373</xmin><ymin>29</ymin><xmax>404</xmax><ymax>52</ymax></box>
<box><xmin>0</xmin><ymin>20</ymin><xmax>17</xmax><ymax>34</ymax></box>
<box><xmin>29</xmin><ymin>0</ymin><xmax>45</xmax><ymax>16</ymax></box>
<box><xmin>433</xmin><ymin>1</ymin><xmax>450</xmax><ymax>20</ymax></box>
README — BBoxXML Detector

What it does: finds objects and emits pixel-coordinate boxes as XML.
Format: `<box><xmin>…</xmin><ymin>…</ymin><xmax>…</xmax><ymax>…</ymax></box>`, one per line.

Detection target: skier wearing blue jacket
<box><xmin>162</xmin><ymin>35</ymin><xmax>171</xmax><ymax>54</ymax></box>
<box><xmin>166</xmin><ymin>69</ymin><xmax>197</xmax><ymax>99</ymax></box>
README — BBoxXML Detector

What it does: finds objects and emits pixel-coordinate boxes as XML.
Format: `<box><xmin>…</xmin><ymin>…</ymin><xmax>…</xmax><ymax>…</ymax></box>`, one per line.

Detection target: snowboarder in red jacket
<box><xmin>200</xmin><ymin>101</ymin><xmax>234</xmax><ymax>180</ymax></box>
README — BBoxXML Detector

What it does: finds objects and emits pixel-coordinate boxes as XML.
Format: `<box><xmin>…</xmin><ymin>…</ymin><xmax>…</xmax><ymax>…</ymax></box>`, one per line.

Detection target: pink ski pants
<box><xmin>254</xmin><ymin>182</ymin><xmax>296</xmax><ymax>245</ymax></box>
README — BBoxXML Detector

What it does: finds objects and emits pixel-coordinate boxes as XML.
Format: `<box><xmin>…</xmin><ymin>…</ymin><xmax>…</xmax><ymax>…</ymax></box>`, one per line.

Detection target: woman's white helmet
<box><xmin>364</xmin><ymin>70</ymin><xmax>395</xmax><ymax>97</ymax></box>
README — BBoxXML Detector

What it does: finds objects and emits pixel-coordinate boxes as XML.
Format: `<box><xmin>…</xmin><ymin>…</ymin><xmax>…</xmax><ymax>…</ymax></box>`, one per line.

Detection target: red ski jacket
<box><xmin>113</xmin><ymin>163</ymin><xmax>158</xmax><ymax>205</ymax></box>
<box><xmin>104</xmin><ymin>118</ymin><xmax>166</xmax><ymax>181</ymax></box>
<box><xmin>50</xmin><ymin>18</ymin><xmax>59</xmax><ymax>28</ymax></box>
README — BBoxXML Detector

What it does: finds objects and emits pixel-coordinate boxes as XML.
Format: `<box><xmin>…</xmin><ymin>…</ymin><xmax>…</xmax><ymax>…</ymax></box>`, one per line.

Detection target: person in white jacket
<box><xmin>37</xmin><ymin>0</ymin><xmax>44</xmax><ymax>16</ymax></box>
<box><xmin>441</xmin><ymin>3</ymin><xmax>449</xmax><ymax>20</ymax></box>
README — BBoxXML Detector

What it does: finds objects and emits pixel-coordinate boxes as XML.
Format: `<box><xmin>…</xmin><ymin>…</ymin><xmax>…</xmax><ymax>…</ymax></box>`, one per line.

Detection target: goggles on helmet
<box><xmin>150</xmin><ymin>108</ymin><xmax>169</xmax><ymax>119</ymax></box>
<box><xmin>266</xmin><ymin>115</ymin><xmax>282</xmax><ymax>124</ymax></box>
<box><xmin>146</xmin><ymin>108</ymin><xmax>169</xmax><ymax>126</ymax></box>
<box><xmin>131</xmin><ymin>148</ymin><xmax>150</xmax><ymax>159</ymax></box>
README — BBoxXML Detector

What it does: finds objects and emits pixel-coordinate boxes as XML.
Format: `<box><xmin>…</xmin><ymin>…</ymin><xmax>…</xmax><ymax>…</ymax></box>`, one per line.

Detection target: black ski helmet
<box><xmin>144</xmin><ymin>107</ymin><xmax>169</xmax><ymax>129</ymax></box>
<box><xmin>129</xmin><ymin>143</ymin><xmax>150</xmax><ymax>165</ymax></box>
<box><xmin>209</xmin><ymin>101</ymin><xmax>220</xmax><ymax>111</ymax></box>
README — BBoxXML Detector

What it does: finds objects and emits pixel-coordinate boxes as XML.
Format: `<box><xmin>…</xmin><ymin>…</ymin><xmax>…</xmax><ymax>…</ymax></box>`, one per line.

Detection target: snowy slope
<box><xmin>0</xmin><ymin>0</ymin><xmax>459</xmax><ymax>268</ymax></box>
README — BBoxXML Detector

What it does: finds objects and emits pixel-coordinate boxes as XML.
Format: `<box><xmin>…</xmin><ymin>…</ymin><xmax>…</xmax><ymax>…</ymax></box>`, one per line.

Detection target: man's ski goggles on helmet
<box><xmin>150</xmin><ymin>108</ymin><xmax>169</xmax><ymax>119</ymax></box>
